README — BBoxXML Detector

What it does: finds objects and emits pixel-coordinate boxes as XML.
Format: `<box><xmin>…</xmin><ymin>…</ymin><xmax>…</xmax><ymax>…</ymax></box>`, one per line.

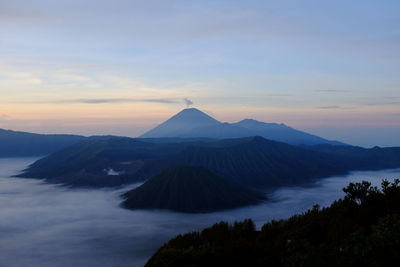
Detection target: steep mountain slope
<box><xmin>122</xmin><ymin>166</ymin><xmax>265</xmax><ymax>213</ymax></box>
<box><xmin>0</xmin><ymin>128</ymin><xmax>85</xmax><ymax>157</ymax></box>
<box><xmin>136</xmin><ymin>136</ymin><xmax>348</xmax><ymax>188</ymax></box>
<box><xmin>141</xmin><ymin>108</ymin><xmax>220</xmax><ymax>138</ymax></box>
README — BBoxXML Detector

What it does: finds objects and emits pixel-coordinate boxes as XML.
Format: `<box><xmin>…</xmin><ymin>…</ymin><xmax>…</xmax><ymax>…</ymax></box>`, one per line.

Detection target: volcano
<box><xmin>140</xmin><ymin>108</ymin><xmax>344</xmax><ymax>146</ymax></box>
<box><xmin>140</xmin><ymin>108</ymin><xmax>220</xmax><ymax>138</ymax></box>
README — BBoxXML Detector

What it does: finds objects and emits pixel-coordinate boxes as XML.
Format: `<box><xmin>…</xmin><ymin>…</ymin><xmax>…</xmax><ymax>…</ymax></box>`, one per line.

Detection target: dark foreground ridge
<box><xmin>146</xmin><ymin>179</ymin><xmax>400</xmax><ymax>267</ymax></box>
<box><xmin>122</xmin><ymin>166</ymin><xmax>265</xmax><ymax>213</ymax></box>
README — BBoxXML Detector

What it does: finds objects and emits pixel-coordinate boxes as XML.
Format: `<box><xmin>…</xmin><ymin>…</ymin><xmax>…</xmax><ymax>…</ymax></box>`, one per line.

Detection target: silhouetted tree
<box><xmin>146</xmin><ymin>179</ymin><xmax>400</xmax><ymax>267</ymax></box>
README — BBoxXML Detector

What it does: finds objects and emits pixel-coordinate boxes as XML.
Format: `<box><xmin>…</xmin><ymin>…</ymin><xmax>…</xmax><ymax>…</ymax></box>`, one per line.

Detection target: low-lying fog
<box><xmin>0</xmin><ymin>158</ymin><xmax>399</xmax><ymax>267</ymax></box>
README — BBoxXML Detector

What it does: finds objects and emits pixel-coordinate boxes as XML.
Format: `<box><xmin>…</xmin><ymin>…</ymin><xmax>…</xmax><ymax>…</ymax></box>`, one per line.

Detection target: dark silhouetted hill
<box><xmin>136</xmin><ymin>136</ymin><xmax>348</xmax><ymax>188</ymax></box>
<box><xmin>122</xmin><ymin>166</ymin><xmax>265</xmax><ymax>213</ymax></box>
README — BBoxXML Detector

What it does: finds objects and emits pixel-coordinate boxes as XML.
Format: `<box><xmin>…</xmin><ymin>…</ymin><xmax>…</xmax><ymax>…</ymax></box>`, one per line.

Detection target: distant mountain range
<box><xmin>141</xmin><ymin>108</ymin><xmax>344</xmax><ymax>146</ymax></box>
<box><xmin>0</xmin><ymin>108</ymin><xmax>343</xmax><ymax>159</ymax></box>
<box><xmin>0</xmin><ymin>129</ymin><xmax>85</xmax><ymax>157</ymax></box>
<box><xmin>122</xmin><ymin>166</ymin><xmax>265</xmax><ymax>213</ymax></box>
<box><xmin>6</xmin><ymin>108</ymin><xmax>400</xmax><ymax>213</ymax></box>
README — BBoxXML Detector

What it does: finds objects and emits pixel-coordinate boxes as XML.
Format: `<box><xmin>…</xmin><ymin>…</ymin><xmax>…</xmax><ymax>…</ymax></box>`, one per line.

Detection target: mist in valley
<box><xmin>0</xmin><ymin>158</ymin><xmax>399</xmax><ymax>267</ymax></box>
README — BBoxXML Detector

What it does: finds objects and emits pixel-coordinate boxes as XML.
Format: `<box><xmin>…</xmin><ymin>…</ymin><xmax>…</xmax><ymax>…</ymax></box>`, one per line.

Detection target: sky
<box><xmin>0</xmin><ymin>0</ymin><xmax>399</xmax><ymax>147</ymax></box>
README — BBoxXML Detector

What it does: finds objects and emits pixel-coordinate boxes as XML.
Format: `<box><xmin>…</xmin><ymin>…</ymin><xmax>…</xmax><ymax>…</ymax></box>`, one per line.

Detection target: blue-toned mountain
<box><xmin>0</xmin><ymin>128</ymin><xmax>85</xmax><ymax>157</ymax></box>
<box><xmin>141</xmin><ymin>108</ymin><xmax>220</xmax><ymax>138</ymax></box>
<box><xmin>140</xmin><ymin>108</ymin><xmax>344</xmax><ymax>146</ymax></box>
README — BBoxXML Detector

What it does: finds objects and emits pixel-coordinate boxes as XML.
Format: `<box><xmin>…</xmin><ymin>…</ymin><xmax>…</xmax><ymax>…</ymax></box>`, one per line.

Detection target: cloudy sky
<box><xmin>0</xmin><ymin>0</ymin><xmax>399</xmax><ymax>146</ymax></box>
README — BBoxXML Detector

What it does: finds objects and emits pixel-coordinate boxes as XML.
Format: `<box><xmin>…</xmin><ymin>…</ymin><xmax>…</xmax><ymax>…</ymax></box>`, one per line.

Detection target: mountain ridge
<box><xmin>17</xmin><ymin>135</ymin><xmax>400</xmax><ymax>189</ymax></box>
<box><xmin>0</xmin><ymin>128</ymin><xmax>86</xmax><ymax>157</ymax></box>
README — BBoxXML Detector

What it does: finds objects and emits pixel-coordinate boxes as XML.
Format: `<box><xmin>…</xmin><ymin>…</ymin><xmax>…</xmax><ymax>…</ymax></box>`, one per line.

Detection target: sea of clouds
<box><xmin>0</xmin><ymin>158</ymin><xmax>399</xmax><ymax>267</ymax></box>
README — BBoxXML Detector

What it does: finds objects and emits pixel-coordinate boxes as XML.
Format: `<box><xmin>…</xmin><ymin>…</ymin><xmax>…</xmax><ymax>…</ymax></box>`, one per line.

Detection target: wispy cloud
<box><xmin>20</xmin><ymin>98</ymin><xmax>180</xmax><ymax>104</ymax></box>
<box><xmin>183</xmin><ymin>98</ymin><xmax>193</xmax><ymax>107</ymax></box>
<box><xmin>0</xmin><ymin>114</ymin><xmax>10</xmax><ymax>120</ymax></box>
<box><xmin>365</xmin><ymin>101</ymin><xmax>400</xmax><ymax>106</ymax></box>
<box><xmin>0</xmin><ymin>2</ymin><xmax>45</xmax><ymax>21</ymax></box>
<box><xmin>317</xmin><ymin>106</ymin><xmax>344</xmax><ymax>109</ymax></box>
<box><xmin>267</xmin><ymin>94</ymin><xmax>294</xmax><ymax>97</ymax></box>
<box><xmin>315</xmin><ymin>89</ymin><xmax>351</xmax><ymax>93</ymax></box>
<box><xmin>383</xmin><ymin>113</ymin><xmax>400</xmax><ymax>117</ymax></box>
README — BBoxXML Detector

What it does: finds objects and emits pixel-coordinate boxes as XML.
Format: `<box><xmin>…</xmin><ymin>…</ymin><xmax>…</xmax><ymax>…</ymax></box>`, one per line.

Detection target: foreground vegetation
<box><xmin>146</xmin><ymin>179</ymin><xmax>400</xmax><ymax>267</ymax></box>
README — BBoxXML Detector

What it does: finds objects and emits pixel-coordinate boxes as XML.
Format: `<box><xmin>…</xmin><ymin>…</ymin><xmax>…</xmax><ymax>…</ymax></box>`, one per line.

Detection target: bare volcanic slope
<box><xmin>141</xmin><ymin>108</ymin><xmax>220</xmax><ymax>138</ymax></box>
<box><xmin>122</xmin><ymin>165</ymin><xmax>266</xmax><ymax>213</ymax></box>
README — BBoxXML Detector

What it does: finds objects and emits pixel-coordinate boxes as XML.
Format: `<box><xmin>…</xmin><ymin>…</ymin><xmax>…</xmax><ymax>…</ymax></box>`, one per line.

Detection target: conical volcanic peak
<box><xmin>169</xmin><ymin>108</ymin><xmax>219</xmax><ymax>123</ymax></box>
<box><xmin>140</xmin><ymin>108</ymin><xmax>220</xmax><ymax>138</ymax></box>
<box><xmin>122</xmin><ymin>165</ymin><xmax>265</xmax><ymax>213</ymax></box>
